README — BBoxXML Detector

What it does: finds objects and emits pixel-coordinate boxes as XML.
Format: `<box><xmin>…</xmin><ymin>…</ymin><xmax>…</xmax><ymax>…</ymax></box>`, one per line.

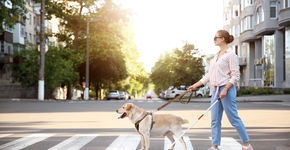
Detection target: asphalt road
<box><xmin>0</xmin><ymin>98</ymin><xmax>289</xmax><ymax>150</ymax></box>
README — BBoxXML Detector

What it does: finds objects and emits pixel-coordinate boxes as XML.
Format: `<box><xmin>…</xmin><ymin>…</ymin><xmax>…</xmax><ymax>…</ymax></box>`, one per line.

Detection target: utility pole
<box><xmin>84</xmin><ymin>21</ymin><xmax>90</xmax><ymax>100</ymax></box>
<box><xmin>38</xmin><ymin>0</ymin><xmax>45</xmax><ymax>100</ymax></box>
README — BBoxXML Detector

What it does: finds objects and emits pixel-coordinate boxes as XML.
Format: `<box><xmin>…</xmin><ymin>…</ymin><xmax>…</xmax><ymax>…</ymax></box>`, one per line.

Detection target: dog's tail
<box><xmin>182</xmin><ymin>118</ymin><xmax>189</xmax><ymax>124</ymax></box>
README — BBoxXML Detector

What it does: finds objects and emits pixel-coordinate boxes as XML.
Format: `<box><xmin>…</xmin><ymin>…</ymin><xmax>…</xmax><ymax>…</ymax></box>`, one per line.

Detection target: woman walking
<box><xmin>187</xmin><ymin>30</ymin><xmax>253</xmax><ymax>150</ymax></box>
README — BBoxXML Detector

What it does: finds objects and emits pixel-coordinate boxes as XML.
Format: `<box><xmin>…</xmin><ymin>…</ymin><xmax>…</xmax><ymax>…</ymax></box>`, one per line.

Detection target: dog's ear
<box><xmin>126</xmin><ymin>103</ymin><xmax>133</xmax><ymax>111</ymax></box>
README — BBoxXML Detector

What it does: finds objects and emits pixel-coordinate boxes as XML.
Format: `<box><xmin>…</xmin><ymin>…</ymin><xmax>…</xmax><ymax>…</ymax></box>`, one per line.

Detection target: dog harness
<box><xmin>135</xmin><ymin>112</ymin><xmax>154</xmax><ymax>131</ymax></box>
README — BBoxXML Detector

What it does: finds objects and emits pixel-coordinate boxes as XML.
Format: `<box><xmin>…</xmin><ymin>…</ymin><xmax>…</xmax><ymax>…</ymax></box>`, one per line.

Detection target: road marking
<box><xmin>48</xmin><ymin>134</ymin><xmax>98</xmax><ymax>150</ymax></box>
<box><xmin>0</xmin><ymin>133</ymin><xmax>53</xmax><ymax>150</ymax></box>
<box><xmin>0</xmin><ymin>134</ymin><xmax>12</xmax><ymax>138</ymax></box>
<box><xmin>209</xmin><ymin>137</ymin><xmax>242</xmax><ymax>150</ymax></box>
<box><xmin>106</xmin><ymin>135</ymin><xmax>140</xmax><ymax>150</ymax></box>
<box><xmin>220</xmin><ymin>137</ymin><xmax>242</xmax><ymax>150</ymax></box>
<box><xmin>164</xmin><ymin>136</ymin><xmax>194</xmax><ymax>150</ymax></box>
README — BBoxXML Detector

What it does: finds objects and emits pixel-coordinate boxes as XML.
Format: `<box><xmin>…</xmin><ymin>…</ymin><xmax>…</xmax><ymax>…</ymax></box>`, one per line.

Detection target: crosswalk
<box><xmin>0</xmin><ymin>133</ymin><xmax>242</xmax><ymax>150</ymax></box>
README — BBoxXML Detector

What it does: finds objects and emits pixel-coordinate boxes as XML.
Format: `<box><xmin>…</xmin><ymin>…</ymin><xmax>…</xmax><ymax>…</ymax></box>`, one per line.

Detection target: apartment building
<box><xmin>0</xmin><ymin>0</ymin><xmax>59</xmax><ymax>98</ymax></box>
<box><xmin>223</xmin><ymin>0</ymin><xmax>290</xmax><ymax>89</ymax></box>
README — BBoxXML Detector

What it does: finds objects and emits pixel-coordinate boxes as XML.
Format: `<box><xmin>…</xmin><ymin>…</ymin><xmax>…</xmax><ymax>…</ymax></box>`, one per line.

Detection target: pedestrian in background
<box><xmin>187</xmin><ymin>30</ymin><xmax>253</xmax><ymax>150</ymax></box>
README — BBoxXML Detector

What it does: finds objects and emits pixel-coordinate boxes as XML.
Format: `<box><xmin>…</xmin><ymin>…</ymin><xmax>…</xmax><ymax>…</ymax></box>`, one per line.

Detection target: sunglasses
<box><xmin>214</xmin><ymin>36</ymin><xmax>223</xmax><ymax>41</ymax></box>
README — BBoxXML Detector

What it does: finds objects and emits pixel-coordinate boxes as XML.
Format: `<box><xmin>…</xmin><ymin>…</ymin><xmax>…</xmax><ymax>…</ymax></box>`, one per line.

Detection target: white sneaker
<box><xmin>208</xmin><ymin>146</ymin><xmax>219</xmax><ymax>150</ymax></box>
<box><xmin>242</xmin><ymin>144</ymin><xmax>254</xmax><ymax>150</ymax></box>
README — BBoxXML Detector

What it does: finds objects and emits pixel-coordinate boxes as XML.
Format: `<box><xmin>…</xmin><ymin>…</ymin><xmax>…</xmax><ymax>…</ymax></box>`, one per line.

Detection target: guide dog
<box><xmin>116</xmin><ymin>103</ymin><xmax>188</xmax><ymax>150</ymax></box>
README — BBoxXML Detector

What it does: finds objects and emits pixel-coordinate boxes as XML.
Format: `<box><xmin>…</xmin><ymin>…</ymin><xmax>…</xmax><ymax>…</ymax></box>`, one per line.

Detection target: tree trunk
<box><xmin>66</xmin><ymin>84</ymin><xmax>72</xmax><ymax>100</ymax></box>
<box><xmin>95</xmin><ymin>83</ymin><xmax>99</xmax><ymax>100</ymax></box>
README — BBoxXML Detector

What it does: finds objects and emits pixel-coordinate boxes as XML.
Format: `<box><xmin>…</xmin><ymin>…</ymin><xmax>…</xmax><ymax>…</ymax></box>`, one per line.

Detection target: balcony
<box><xmin>278</xmin><ymin>7</ymin><xmax>290</xmax><ymax>27</ymax></box>
<box><xmin>240</xmin><ymin>5</ymin><xmax>255</xmax><ymax>18</ymax></box>
<box><xmin>0</xmin><ymin>54</ymin><xmax>13</xmax><ymax>64</ymax></box>
<box><xmin>240</xmin><ymin>29</ymin><xmax>256</xmax><ymax>42</ymax></box>
<box><xmin>239</xmin><ymin>56</ymin><xmax>247</xmax><ymax>66</ymax></box>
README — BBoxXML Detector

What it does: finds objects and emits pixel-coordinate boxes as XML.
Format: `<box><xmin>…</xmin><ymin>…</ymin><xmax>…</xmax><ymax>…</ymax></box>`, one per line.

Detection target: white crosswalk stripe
<box><xmin>0</xmin><ymin>134</ymin><xmax>12</xmax><ymax>138</ymax></box>
<box><xmin>48</xmin><ymin>134</ymin><xmax>98</xmax><ymax>150</ymax></box>
<box><xmin>0</xmin><ymin>133</ymin><xmax>54</xmax><ymax>150</ymax></box>
<box><xmin>219</xmin><ymin>137</ymin><xmax>242</xmax><ymax>150</ymax></box>
<box><xmin>0</xmin><ymin>133</ymin><xmax>244</xmax><ymax>150</ymax></box>
<box><xmin>164</xmin><ymin>136</ymin><xmax>194</xmax><ymax>150</ymax></box>
<box><xmin>105</xmin><ymin>135</ymin><xmax>140</xmax><ymax>150</ymax></box>
<box><xmin>209</xmin><ymin>137</ymin><xmax>242</xmax><ymax>150</ymax></box>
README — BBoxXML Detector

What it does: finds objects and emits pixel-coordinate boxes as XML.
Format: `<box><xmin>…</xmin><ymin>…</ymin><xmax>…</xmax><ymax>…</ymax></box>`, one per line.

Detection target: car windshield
<box><xmin>109</xmin><ymin>90</ymin><xmax>118</xmax><ymax>93</ymax></box>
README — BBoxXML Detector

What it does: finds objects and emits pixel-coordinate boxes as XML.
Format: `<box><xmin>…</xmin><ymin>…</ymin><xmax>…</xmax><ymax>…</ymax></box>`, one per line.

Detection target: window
<box><xmin>249</xmin><ymin>16</ymin><xmax>253</xmax><ymax>28</ymax></box>
<box><xmin>235</xmin><ymin>10</ymin><xmax>239</xmax><ymax>16</ymax></box>
<box><xmin>264</xmin><ymin>35</ymin><xmax>275</xmax><ymax>86</ymax></box>
<box><xmin>241</xmin><ymin>16</ymin><xmax>253</xmax><ymax>32</ymax></box>
<box><xmin>29</xmin><ymin>14</ymin><xmax>32</xmax><ymax>25</ymax></box>
<box><xmin>235</xmin><ymin>45</ymin><xmax>239</xmax><ymax>55</ymax></box>
<box><xmin>21</xmin><ymin>27</ymin><xmax>25</xmax><ymax>37</ymax></box>
<box><xmin>236</xmin><ymin>25</ymin><xmax>240</xmax><ymax>36</ymax></box>
<box><xmin>270</xmin><ymin>1</ymin><xmax>277</xmax><ymax>18</ymax></box>
<box><xmin>8</xmin><ymin>46</ymin><xmax>11</xmax><ymax>54</ymax></box>
<box><xmin>29</xmin><ymin>33</ymin><xmax>32</xmax><ymax>42</ymax></box>
<box><xmin>256</xmin><ymin>6</ymin><xmax>264</xmax><ymax>24</ymax></box>
<box><xmin>284</xmin><ymin>0</ymin><xmax>290</xmax><ymax>8</ymax></box>
<box><xmin>241</xmin><ymin>0</ymin><xmax>253</xmax><ymax>9</ymax></box>
<box><xmin>285</xmin><ymin>27</ymin><xmax>290</xmax><ymax>85</ymax></box>
<box><xmin>1</xmin><ymin>41</ymin><xmax>4</xmax><ymax>52</ymax></box>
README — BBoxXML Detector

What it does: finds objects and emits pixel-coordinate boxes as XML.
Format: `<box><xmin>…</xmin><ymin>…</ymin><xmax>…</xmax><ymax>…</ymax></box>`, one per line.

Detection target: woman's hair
<box><xmin>217</xmin><ymin>30</ymin><xmax>234</xmax><ymax>44</ymax></box>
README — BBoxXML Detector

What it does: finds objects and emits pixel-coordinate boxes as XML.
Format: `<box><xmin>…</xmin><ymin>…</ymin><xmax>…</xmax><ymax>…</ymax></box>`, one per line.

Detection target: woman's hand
<box><xmin>187</xmin><ymin>85</ymin><xmax>198</xmax><ymax>92</ymax></box>
<box><xmin>219</xmin><ymin>88</ymin><xmax>228</xmax><ymax>99</ymax></box>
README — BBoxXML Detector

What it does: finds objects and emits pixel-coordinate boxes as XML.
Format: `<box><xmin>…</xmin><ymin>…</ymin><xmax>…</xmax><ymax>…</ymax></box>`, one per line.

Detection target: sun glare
<box><xmin>119</xmin><ymin>0</ymin><xmax>223</xmax><ymax>72</ymax></box>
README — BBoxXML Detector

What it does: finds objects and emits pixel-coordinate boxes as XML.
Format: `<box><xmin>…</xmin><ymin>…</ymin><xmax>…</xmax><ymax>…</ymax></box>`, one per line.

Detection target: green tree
<box><xmin>151</xmin><ymin>43</ymin><xmax>204</xmax><ymax>94</ymax></box>
<box><xmin>46</xmin><ymin>0</ymin><xmax>149</xmax><ymax>99</ymax></box>
<box><xmin>11</xmin><ymin>46</ymin><xmax>83</xmax><ymax>98</ymax></box>
<box><xmin>0</xmin><ymin>0</ymin><xmax>26</xmax><ymax>34</ymax></box>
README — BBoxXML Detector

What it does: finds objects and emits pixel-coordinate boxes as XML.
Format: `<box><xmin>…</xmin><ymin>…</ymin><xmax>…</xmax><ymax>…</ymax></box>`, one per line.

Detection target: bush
<box><xmin>283</xmin><ymin>89</ymin><xmax>290</xmax><ymax>94</ymax></box>
<box><xmin>237</xmin><ymin>88</ymin><xmax>275</xmax><ymax>96</ymax></box>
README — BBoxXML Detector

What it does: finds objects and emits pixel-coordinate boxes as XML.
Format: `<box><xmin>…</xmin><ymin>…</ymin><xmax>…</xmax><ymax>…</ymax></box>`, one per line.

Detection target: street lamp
<box><xmin>84</xmin><ymin>21</ymin><xmax>90</xmax><ymax>100</ymax></box>
<box><xmin>84</xmin><ymin>17</ymin><xmax>101</xmax><ymax>100</ymax></box>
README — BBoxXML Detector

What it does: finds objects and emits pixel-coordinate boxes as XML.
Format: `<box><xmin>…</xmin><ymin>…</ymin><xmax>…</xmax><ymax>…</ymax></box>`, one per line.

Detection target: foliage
<box><xmin>237</xmin><ymin>88</ymin><xmax>276</xmax><ymax>96</ymax></box>
<box><xmin>150</xmin><ymin>43</ymin><xmax>205</xmax><ymax>94</ymax></box>
<box><xmin>45</xmin><ymin>0</ymin><xmax>149</xmax><ymax>98</ymax></box>
<box><xmin>0</xmin><ymin>0</ymin><xmax>26</xmax><ymax>34</ymax></box>
<box><xmin>11</xmin><ymin>48</ymin><xmax>39</xmax><ymax>87</ymax></box>
<box><xmin>11</xmin><ymin>46</ymin><xmax>83</xmax><ymax>96</ymax></box>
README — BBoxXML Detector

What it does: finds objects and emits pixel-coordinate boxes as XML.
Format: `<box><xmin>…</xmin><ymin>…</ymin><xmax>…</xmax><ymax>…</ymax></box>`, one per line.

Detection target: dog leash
<box><xmin>157</xmin><ymin>89</ymin><xmax>197</xmax><ymax>111</ymax></box>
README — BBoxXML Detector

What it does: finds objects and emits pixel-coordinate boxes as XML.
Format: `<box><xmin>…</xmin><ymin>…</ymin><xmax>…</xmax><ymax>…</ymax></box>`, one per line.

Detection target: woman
<box><xmin>187</xmin><ymin>30</ymin><xmax>253</xmax><ymax>150</ymax></box>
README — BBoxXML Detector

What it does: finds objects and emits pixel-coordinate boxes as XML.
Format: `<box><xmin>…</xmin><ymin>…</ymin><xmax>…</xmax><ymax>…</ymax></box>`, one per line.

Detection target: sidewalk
<box><xmin>187</xmin><ymin>94</ymin><xmax>290</xmax><ymax>103</ymax></box>
<box><xmin>0</xmin><ymin>94</ymin><xmax>289</xmax><ymax>103</ymax></box>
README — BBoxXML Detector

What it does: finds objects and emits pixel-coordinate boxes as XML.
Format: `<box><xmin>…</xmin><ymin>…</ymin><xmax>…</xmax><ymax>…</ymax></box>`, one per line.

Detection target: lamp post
<box><xmin>84</xmin><ymin>21</ymin><xmax>90</xmax><ymax>100</ymax></box>
<box><xmin>84</xmin><ymin>17</ymin><xmax>101</xmax><ymax>100</ymax></box>
<box><xmin>38</xmin><ymin>0</ymin><xmax>45</xmax><ymax>100</ymax></box>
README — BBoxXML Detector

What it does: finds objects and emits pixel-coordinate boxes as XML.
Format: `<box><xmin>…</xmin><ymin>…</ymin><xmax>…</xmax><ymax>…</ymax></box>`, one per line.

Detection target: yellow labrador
<box><xmin>116</xmin><ymin>103</ymin><xmax>188</xmax><ymax>150</ymax></box>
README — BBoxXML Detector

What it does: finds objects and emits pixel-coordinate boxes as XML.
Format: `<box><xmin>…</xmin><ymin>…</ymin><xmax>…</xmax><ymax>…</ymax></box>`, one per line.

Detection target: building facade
<box><xmin>223</xmin><ymin>0</ymin><xmax>290</xmax><ymax>89</ymax></box>
<box><xmin>0</xmin><ymin>0</ymin><xmax>59</xmax><ymax>98</ymax></box>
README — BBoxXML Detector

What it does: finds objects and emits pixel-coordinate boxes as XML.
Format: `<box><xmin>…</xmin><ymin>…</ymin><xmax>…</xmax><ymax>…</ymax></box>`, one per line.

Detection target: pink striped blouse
<box><xmin>200</xmin><ymin>48</ymin><xmax>240</xmax><ymax>94</ymax></box>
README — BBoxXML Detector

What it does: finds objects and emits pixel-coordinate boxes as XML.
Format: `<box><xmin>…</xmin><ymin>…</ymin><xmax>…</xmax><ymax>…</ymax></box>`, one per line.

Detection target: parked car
<box><xmin>119</xmin><ymin>91</ymin><xmax>127</xmax><ymax>100</ymax></box>
<box><xmin>164</xmin><ymin>85</ymin><xmax>206</xmax><ymax>100</ymax></box>
<box><xmin>146</xmin><ymin>95</ymin><xmax>152</xmax><ymax>99</ymax></box>
<box><xmin>165</xmin><ymin>85</ymin><xmax>191</xmax><ymax>100</ymax></box>
<box><xmin>106</xmin><ymin>90</ymin><xmax>120</xmax><ymax>100</ymax></box>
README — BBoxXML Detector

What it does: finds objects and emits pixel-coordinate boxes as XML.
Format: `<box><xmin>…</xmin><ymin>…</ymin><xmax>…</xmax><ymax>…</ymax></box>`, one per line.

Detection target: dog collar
<box><xmin>134</xmin><ymin>112</ymin><xmax>154</xmax><ymax>132</ymax></box>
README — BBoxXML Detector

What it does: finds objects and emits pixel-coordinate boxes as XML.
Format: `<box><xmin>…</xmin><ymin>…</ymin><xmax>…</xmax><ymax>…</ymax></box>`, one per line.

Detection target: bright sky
<box><xmin>119</xmin><ymin>0</ymin><xmax>224</xmax><ymax>72</ymax></box>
